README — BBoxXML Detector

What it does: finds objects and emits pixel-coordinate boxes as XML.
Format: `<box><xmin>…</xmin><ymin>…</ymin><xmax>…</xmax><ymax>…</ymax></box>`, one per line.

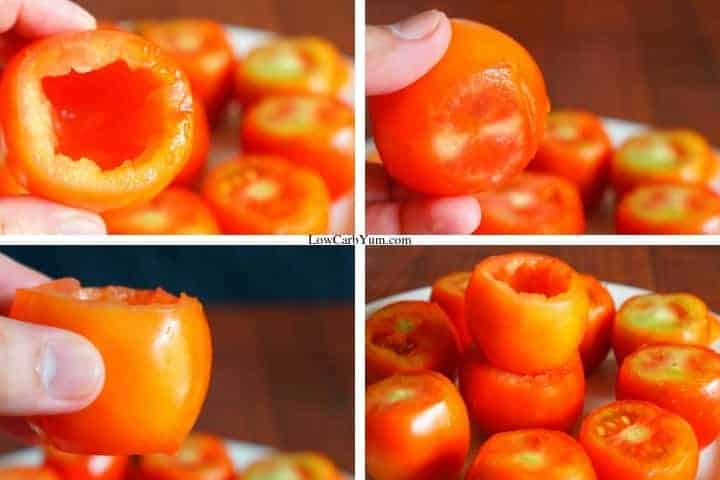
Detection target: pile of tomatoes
<box><xmin>365</xmin><ymin>252</ymin><xmax>720</xmax><ymax>479</ymax></box>
<box><xmin>0</xmin><ymin>18</ymin><xmax>353</xmax><ymax>234</ymax></box>
<box><xmin>0</xmin><ymin>433</ymin><xmax>342</xmax><ymax>480</ymax></box>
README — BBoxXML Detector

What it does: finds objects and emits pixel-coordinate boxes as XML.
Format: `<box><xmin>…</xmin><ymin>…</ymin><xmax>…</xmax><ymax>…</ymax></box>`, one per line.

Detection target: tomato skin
<box><xmin>136</xmin><ymin>19</ymin><xmax>235</xmax><ymax>124</ymax></box>
<box><xmin>366</xmin><ymin>372</ymin><xmax>470</xmax><ymax>480</ymax></box>
<box><xmin>240</xmin><ymin>94</ymin><xmax>354</xmax><ymax>198</ymax></box>
<box><xmin>612</xmin><ymin>293</ymin><xmax>709</xmax><ymax>365</ymax></box>
<box><xmin>530</xmin><ymin>109</ymin><xmax>612</xmax><ymax>208</ymax></box>
<box><xmin>466</xmin><ymin>253</ymin><xmax>589</xmax><ymax>374</ymax></box>
<box><xmin>138</xmin><ymin>433</ymin><xmax>234</xmax><ymax>480</ymax></box>
<box><xmin>44</xmin><ymin>446</ymin><xmax>129</xmax><ymax>480</ymax></box>
<box><xmin>0</xmin><ymin>30</ymin><xmax>194</xmax><ymax>212</ymax></box>
<box><xmin>0</xmin><ymin>468</ymin><xmax>60</xmax><ymax>480</ymax></box>
<box><xmin>579</xmin><ymin>400</ymin><xmax>698</xmax><ymax>480</ymax></box>
<box><xmin>615</xmin><ymin>184</ymin><xmax>720</xmax><ymax>234</ymax></box>
<box><xmin>578</xmin><ymin>274</ymin><xmax>615</xmax><ymax>373</ymax></box>
<box><xmin>9</xmin><ymin>279</ymin><xmax>212</xmax><ymax>454</ymax></box>
<box><xmin>459</xmin><ymin>349</ymin><xmax>585</xmax><ymax>434</ymax></box>
<box><xmin>172</xmin><ymin>99</ymin><xmax>210</xmax><ymax>187</ymax></box>
<box><xmin>202</xmin><ymin>156</ymin><xmax>330</xmax><ymax>234</ymax></box>
<box><xmin>465</xmin><ymin>429</ymin><xmax>596</xmax><ymax>480</ymax></box>
<box><xmin>102</xmin><ymin>188</ymin><xmax>220</xmax><ymax>234</ymax></box>
<box><xmin>474</xmin><ymin>172</ymin><xmax>585</xmax><ymax>234</ymax></box>
<box><xmin>611</xmin><ymin>130</ymin><xmax>714</xmax><ymax>195</ymax></box>
<box><xmin>239</xmin><ymin>452</ymin><xmax>341</xmax><ymax>480</ymax></box>
<box><xmin>369</xmin><ymin>19</ymin><xmax>549</xmax><ymax>196</ymax></box>
<box><xmin>617</xmin><ymin>344</ymin><xmax>720</xmax><ymax>447</ymax></box>
<box><xmin>430</xmin><ymin>271</ymin><xmax>472</xmax><ymax>352</ymax></box>
<box><xmin>366</xmin><ymin>301</ymin><xmax>459</xmax><ymax>385</ymax></box>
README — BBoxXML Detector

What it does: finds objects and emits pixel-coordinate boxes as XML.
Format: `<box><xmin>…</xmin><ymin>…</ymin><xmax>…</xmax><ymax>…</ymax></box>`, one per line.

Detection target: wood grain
<box><xmin>0</xmin><ymin>304</ymin><xmax>355</xmax><ymax>472</ymax></box>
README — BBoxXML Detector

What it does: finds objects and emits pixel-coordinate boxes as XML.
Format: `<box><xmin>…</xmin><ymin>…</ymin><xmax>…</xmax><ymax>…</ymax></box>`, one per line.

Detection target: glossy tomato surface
<box><xmin>466</xmin><ymin>252</ymin><xmax>589</xmax><ymax>374</ymax></box>
<box><xmin>530</xmin><ymin>109</ymin><xmax>612</xmax><ymax>207</ymax></box>
<box><xmin>474</xmin><ymin>172</ymin><xmax>585</xmax><ymax>234</ymax></box>
<box><xmin>465</xmin><ymin>429</ymin><xmax>596</xmax><ymax>480</ymax></box>
<box><xmin>0</xmin><ymin>30</ymin><xmax>194</xmax><ymax>212</ymax></box>
<box><xmin>102</xmin><ymin>188</ymin><xmax>220</xmax><ymax>234</ymax></box>
<box><xmin>578</xmin><ymin>274</ymin><xmax>615</xmax><ymax>373</ymax></box>
<box><xmin>430</xmin><ymin>271</ymin><xmax>472</xmax><ymax>352</ymax></box>
<box><xmin>579</xmin><ymin>400</ymin><xmax>698</xmax><ymax>480</ymax></box>
<box><xmin>366</xmin><ymin>372</ymin><xmax>470</xmax><ymax>480</ymax></box>
<box><xmin>44</xmin><ymin>446</ymin><xmax>128</xmax><ymax>480</ymax></box>
<box><xmin>138</xmin><ymin>433</ymin><xmax>234</xmax><ymax>480</ymax></box>
<box><xmin>370</xmin><ymin>19</ymin><xmax>549</xmax><ymax>196</ymax></box>
<box><xmin>460</xmin><ymin>349</ymin><xmax>585</xmax><ymax>434</ymax></box>
<box><xmin>9</xmin><ymin>279</ymin><xmax>212</xmax><ymax>454</ymax></box>
<box><xmin>202</xmin><ymin>156</ymin><xmax>330</xmax><ymax>234</ymax></box>
<box><xmin>241</xmin><ymin>94</ymin><xmax>354</xmax><ymax>198</ymax></box>
<box><xmin>612</xmin><ymin>292</ymin><xmax>709</xmax><ymax>364</ymax></box>
<box><xmin>366</xmin><ymin>301</ymin><xmax>459</xmax><ymax>384</ymax></box>
<box><xmin>617</xmin><ymin>344</ymin><xmax>720</xmax><ymax>447</ymax></box>
<box><xmin>239</xmin><ymin>452</ymin><xmax>341</xmax><ymax>480</ymax></box>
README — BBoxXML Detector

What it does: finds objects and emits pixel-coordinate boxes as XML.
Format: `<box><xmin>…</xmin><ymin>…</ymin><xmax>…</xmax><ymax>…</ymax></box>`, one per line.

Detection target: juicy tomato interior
<box><xmin>243</xmin><ymin>453</ymin><xmax>338</xmax><ymax>480</ymax></box>
<box><xmin>41</xmin><ymin>60</ymin><xmax>166</xmax><ymax>170</ymax></box>
<box><xmin>141</xmin><ymin>434</ymin><xmax>233</xmax><ymax>477</ymax></box>
<box><xmin>253</xmin><ymin>95</ymin><xmax>351</xmax><ymax>137</ymax></box>
<box><xmin>626</xmin><ymin>185</ymin><xmax>719</xmax><ymax>221</ymax></box>
<box><xmin>40</xmin><ymin>278</ymin><xmax>181</xmax><ymax>305</ymax></box>
<box><xmin>218</xmin><ymin>161</ymin><xmax>300</xmax><ymax>218</ymax></box>
<box><xmin>245</xmin><ymin>41</ymin><xmax>316</xmax><ymax>83</ymax></box>
<box><xmin>489</xmin><ymin>255</ymin><xmax>572</xmax><ymax>297</ymax></box>
<box><xmin>619</xmin><ymin>294</ymin><xmax>703</xmax><ymax>333</ymax></box>
<box><xmin>627</xmin><ymin>344</ymin><xmax>720</xmax><ymax>383</ymax></box>
<box><xmin>619</xmin><ymin>134</ymin><xmax>687</xmax><ymax>172</ymax></box>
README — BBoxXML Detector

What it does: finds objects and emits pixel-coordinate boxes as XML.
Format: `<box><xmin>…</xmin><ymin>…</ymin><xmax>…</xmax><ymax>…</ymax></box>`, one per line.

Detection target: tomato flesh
<box><xmin>241</xmin><ymin>452</ymin><xmax>341</xmax><ymax>480</ymax></box>
<box><xmin>430</xmin><ymin>272</ymin><xmax>472</xmax><ymax>352</ymax></box>
<box><xmin>138</xmin><ymin>433</ymin><xmax>234</xmax><ymax>480</ymax></box>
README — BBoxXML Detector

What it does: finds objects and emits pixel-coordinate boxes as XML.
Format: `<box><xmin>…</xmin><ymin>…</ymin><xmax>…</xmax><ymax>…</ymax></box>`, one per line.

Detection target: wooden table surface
<box><xmin>0</xmin><ymin>304</ymin><xmax>355</xmax><ymax>472</ymax></box>
<box><xmin>367</xmin><ymin>246</ymin><xmax>720</xmax><ymax>314</ymax></box>
<box><xmin>76</xmin><ymin>0</ymin><xmax>355</xmax><ymax>55</ymax></box>
<box><xmin>367</xmin><ymin>0</ymin><xmax>720</xmax><ymax>145</ymax></box>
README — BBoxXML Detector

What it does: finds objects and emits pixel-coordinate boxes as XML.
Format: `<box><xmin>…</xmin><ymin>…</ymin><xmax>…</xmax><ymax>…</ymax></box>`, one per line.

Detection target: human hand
<box><xmin>0</xmin><ymin>0</ymin><xmax>106</xmax><ymax>234</ymax></box>
<box><xmin>0</xmin><ymin>254</ymin><xmax>104</xmax><ymax>441</ymax></box>
<box><xmin>366</xmin><ymin>10</ymin><xmax>481</xmax><ymax>234</ymax></box>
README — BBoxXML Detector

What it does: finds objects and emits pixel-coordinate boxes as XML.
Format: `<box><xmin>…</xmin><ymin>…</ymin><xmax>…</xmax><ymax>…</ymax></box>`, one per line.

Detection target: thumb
<box><xmin>366</xmin><ymin>10</ymin><xmax>451</xmax><ymax>95</ymax></box>
<box><xmin>0</xmin><ymin>317</ymin><xmax>105</xmax><ymax>415</ymax></box>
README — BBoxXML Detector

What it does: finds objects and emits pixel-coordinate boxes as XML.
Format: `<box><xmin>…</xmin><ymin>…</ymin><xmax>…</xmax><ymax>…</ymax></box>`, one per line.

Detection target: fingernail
<box><xmin>389</xmin><ymin>10</ymin><xmax>444</xmax><ymax>40</ymax></box>
<box><xmin>57</xmin><ymin>0</ymin><xmax>97</xmax><ymax>31</ymax></box>
<box><xmin>56</xmin><ymin>214</ymin><xmax>105</xmax><ymax>235</ymax></box>
<box><xmin>38</xmin><ymin>339</ymin><xmax>104</xmax><ymax>401</ymax></box>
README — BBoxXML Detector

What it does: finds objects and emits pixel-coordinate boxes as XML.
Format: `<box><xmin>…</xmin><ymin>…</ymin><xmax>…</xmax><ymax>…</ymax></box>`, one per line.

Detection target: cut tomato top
<box><xmin>615</xmin><ymin>293</ymin><xmax>708</xmax><ymax>339</ymax></box>
<box><xmin>0</xmin><ymin>30</ymin><xmax>194</xmax><ymax>212</ymax></box>
<box><xmin>240</xmin><ymin>452</ymin><xmax>341</xmax><ymax>480</ymax></box>
<box><xmin>139</xmin><ymin>433</ymin><xmax>234</xmax><ymax>480</ymax></box>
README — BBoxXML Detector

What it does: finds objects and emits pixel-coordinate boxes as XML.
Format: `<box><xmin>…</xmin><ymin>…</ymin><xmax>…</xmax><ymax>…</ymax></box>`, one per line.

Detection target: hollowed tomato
<box><xmin>172</xmin><ymin>99</ymin><xmax>210</xmax><ymax>187</ymax></box>
<box><xmin>9</xmin><ymin>278</ymin><xmax>212</xmax><ymax>454</ymax></box>
<box><xmin>366</xmin><ymin>372</ymin><xmax>470</xmax><ymax>480</ymax></box>
<box><xmin>579</xmin><ymin>400</ymin><xmax>698</xmax><ymax>480</ymax></box>
<box><xmin>466</xmin><ymin>252</ymin><xmax>589</xmax><ymax>374</ymax></box>
<box><xmin>578</xmin><ymin>274</ymin><xmax>615</xmax><ymax>373</ymax></box>
<box><xmin>366</xmin><ymin>301</ymin><xmax>459</xmax><ymax>385</ymax></box>
<box><xmin>0</xmin><ymin>30</ymin><xmax>195</xmax><ymax>212</ymax></box>
<box><xmin>138</xmin><ymin>433</ymin><xmax>234</xmax><ymax>480</ymax></box>
<box><xmin>430</xmin><ymin>271</ymin><xmax>472</xmax><ymax>352</ymax></box>
<box><xmin>44</xmin><ymin>446</ymin><xmax>128</xmax><ymax>480</ymax></box>
<box><xmin>239</xmin><ymin>452</ymin><xmax>341</xmax><ymax>480</ymax></box>
<box><xmin>369</xmin><ymin>19</ymin><xmax>549</xmax><ymax>196</ymax></box>
<box><xmin>240</xmin><ymin>94</ymin><xmax>354</xmax><ymax>198</ymax></box>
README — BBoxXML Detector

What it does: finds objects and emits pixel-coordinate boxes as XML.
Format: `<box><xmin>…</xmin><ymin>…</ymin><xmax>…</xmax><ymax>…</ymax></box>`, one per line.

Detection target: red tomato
<box><xmin>240</xmin><ymin>94</ymin><xmax>354</xmax><ymax>198</ymax></box>
<box><xmin>45</xmin><ymin>446</ymin><xmax>128</xmax><ymax>480</ymax></box>
<box><xmin>136</xmin><ymin>19</ymin><xmax>235</xmax><ymax>124</ymax></box>
<box><xmin>578</xmin><ymin>274</ymin><xmax>615</xmax><ymax>373</ymax></box>
<box><xmin>615</xmin><ymin>184</ymin><xmax>720</xmax><ymax>234</ymax></box>
<box><xmin>0</xmin><ymin>468</ymin><xmax>60</xmax><ymax>480</ymax></box>
<box><xmin>235</xmin><ymin>36</ymin><xmax>347</xmax><ymax>106</ymax></box>
<box><xmin>202</xmin><ymin>156</ymin><xmax>330</xmax><ymax>234</ymax></box>
<box><xmin>239</xmin><ymin>452</ymin><xmax>341</xmax><ymax>480</ymax></box>
<box><xmin>611</xmin><ymin>130</ymin><xmax>714</xmax><ymax>195</ymax></box>
<box><xmin>430</xmin><ymin>271</ymin><xmax>473</xmax><ymax>352</ymax></box>
<box><xmin>138</xmin><ymin>433</ymin><xmax>234</xmax><ymax>480</ymax></box>
<box><xmin>102</xmin><ymin>188</ymin><xmax>220</xmax><ymax>234</ymax></box>
<box><xmin>617</xmin><ymin>344</ymin><xmax>720</xmax><ymax>447</ymax></box>
<box><xmin>530</xmin><ymin>109</ymin><xmax>612</xmax><ymax>207</ymax></box>
<box><xmin>172</xmin><ymin>99</ymin><xmax>210</xmax><ymax>187</ymax></box>
<box><xmin>366</xmin><ymin>301</ymin><xmax>459</xmax><ymax>384</ymax></box>
<box><xmin>579</xmin><ymin>400</ymin><xmax>698</xmax><ymax>480</ymax></box>
<box><xmin>465</xmin><ymin>429</ymin><xmax>596</xmax><ymax>480</ymax></box>
<box><xmin>474</xmin><ymin>172</ymin><xmax>585</xmax><ymax>234</ymax></box>
<box><xmin>366</xmin><ymin>372</ymin><xmax>470</xmax><ymax>480</ymax></box>
<box><xmin>466</xmin><ymin>252</ymin><xmax>589</xmax><ymax>374</ymax></box>
<box><xmin>0</xmin><ymin>30</ymin><xmax>194</xmax><ymax>212</ymax></box>
<box><xmin>9</xmin><ymin>279</ymin><xmax>212</xmax><ymax>454</ymax></box>
<box><xmin>369</xmin><ymin>19</ymin><xmax>549</xmax><ymax>196</ymax></box>
<box><xmin>612</xmin><ymin>293</ymin><xmax>709</xmax><ymax>365</ymax></box>
<box><xmin>460</xmin><ymin>349</ymin><xmax>584</xmax><ymax>434</ymax></box>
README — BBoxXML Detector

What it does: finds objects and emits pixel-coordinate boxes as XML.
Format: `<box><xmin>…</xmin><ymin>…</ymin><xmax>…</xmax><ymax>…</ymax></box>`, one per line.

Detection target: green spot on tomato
<box><xmin>395</xmin><ymin>317</ymin><xmax>416</xmax><ymax>334</ymax></box>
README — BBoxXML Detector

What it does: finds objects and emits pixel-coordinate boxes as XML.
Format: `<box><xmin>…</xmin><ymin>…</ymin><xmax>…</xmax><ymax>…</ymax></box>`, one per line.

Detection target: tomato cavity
<box><xmin>492</xmin><ymin>258</ymin><xmax>572</xmax><ymax>298</ymax></box>
<box><xmin>246</xmin><ymin>43</ymin><xmax>309</xmax><ymax>81</ymax></box>
<box><xmin>42</xmin><ymin>60</ymin><xmax>165</xmax><ymax>170</ymax></box>
<box><xmin>630</xmin><ymin>187</ymin><xmax>688</xmax><ymax>220</ymax></box>
<box><xmin>622</xmin><ymin>136</ymin><xmax>679</xmax><ymax>171</ymax></box>
<box><xmin>630</xmin><ymin>347</ymin><xmax>692</xmax><ymax>382</ymax></box>
<box><xmin>73</xmin><ymin>286</ymin><xmax>179</xmax><ymax>305</ymax></box>
<box><xmin>624</xmin><ymin>299</ymin><xmax>685</xmax><ymax>332</ymax></box>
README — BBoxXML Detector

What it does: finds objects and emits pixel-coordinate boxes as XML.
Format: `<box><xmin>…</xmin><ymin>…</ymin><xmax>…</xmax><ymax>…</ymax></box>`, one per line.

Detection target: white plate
<box><xmin>367</xmin><ymin>282</ymin><xmax>720</xmax><ymax>479</ymax></box>
<box><xmin>0</xmin><ymin>439</ymin><xmax>353</xmax><ymax>478</ymax></box>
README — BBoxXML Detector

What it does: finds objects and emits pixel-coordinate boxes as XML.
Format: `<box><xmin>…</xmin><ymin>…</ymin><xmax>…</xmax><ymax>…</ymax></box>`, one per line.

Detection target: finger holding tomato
<box><xmin>366</xmin><ymin>372</ymin><xmax>470</xmax><ymax>480</ymax></box>
<box><xmin>44</xmin><ymin>446</ymin><xmax>129</xmax><ymax>480</ymax></box>
<box><xmin>579</xmin><ymin>400</ymin><xmax>699</xmax><ymax>480</ymax></box>
<box><xmin>612</xmin><ymin>292</ymin><xmax>709</xmax><ymax>365</ymax></box>
<box><xmin>578</xmin><ymin>274</ymin><xmax>615</xmax><ymax>373</ymax></box>
<box><xmin>138</xmin><ymin>433</ymin><xmax>234</xmax><ymax>480</ymax></box>
<box><xmin>617</xmin><ymin>344</ymin><xmax>720</xmax><ymax>447</ymax></box>
<box><xmin>239</xmin><ymin>452</ymin><xmax>341</xmax><ymax>480</ymax></box>
<box><xmin>366</xmin><ymin>301</ymin><xmax>459</xmax><ymax>384</ymax></box>
<box><xmin>430</xmin><ymin>271</ymin><xmax>473</xmax><ymax>352</ymax></box>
